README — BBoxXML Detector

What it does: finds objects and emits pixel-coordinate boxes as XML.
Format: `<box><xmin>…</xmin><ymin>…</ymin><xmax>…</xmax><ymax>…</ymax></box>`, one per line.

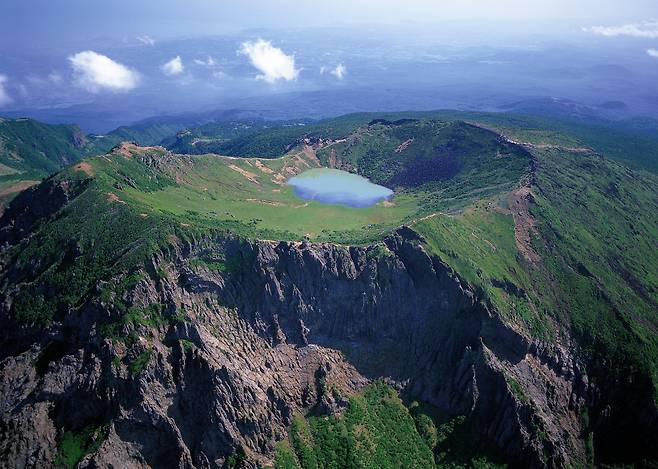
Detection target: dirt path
<box><xmin>228</xmin><ymin>164</ymin><xmax>260</xmax><ymax>184</ymax></box>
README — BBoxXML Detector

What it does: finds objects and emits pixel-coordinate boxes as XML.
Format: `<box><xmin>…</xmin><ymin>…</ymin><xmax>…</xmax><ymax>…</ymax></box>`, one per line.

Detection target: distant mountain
<box><xmin>0</xmin><ymin>110</ymin><xmax>286</xmax><ymax>207</ymax></box>
<box><xmin>0</xmin><ymin>117</ymin><xmax>92</xmax><ymax>207</ymax></box>
<box><xmin>87</xmin><ymin>108</ymin><xmax>300</xmax><ymax>155</ymax></box>
<box><xmin>0</xmin><ymin>117</ymin><xmax>88</xmax><ymax>173</ymax></box>
<box><xmin>2</xmin><ymin>106</ymin><xmax>657</xmax><ymax>214</ymax></box>
<box><xmin>162</xmin><ymin>109</ymin><xmax>658</xmax><ymax>174</ymax></box>
<box><xmin>0</xmin><ymin>114</ymin><xmax>656</xmax><ymax>468</ymax></box>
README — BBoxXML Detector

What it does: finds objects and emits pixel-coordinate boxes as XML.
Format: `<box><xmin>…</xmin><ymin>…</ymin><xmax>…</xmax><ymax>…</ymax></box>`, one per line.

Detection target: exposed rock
<box><xmin>0</xmin><ymin>228</ymin><xmax>589</xmax><ymax>468</ymax></box>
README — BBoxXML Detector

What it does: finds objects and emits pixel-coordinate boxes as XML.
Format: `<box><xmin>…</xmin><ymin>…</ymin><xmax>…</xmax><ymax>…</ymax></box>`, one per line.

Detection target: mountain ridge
<box><xmin>0</xmin><ymin>115</ymin><xmax>656</xmax><ymax>468</ymax></box>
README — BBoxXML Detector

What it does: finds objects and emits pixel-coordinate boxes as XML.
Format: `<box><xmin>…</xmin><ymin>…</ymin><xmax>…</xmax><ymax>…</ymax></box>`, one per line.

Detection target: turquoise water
<box><xmin>288</xmin><ymin>168</ymin><xmax>393</xmax><ymax>208</ymax></box>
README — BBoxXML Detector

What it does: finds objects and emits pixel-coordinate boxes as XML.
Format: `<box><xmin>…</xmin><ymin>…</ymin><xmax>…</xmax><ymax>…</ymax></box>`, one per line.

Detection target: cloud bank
<box><xmin>239</xmin><ymin>39</ymin><xmax>299</xmax><ymax>83</ymax></box>
<box><xmin>648</xmin><ymin>48</ymin><xmax>658</xmax><ymax>57</ymax></box>
<box><xmin>584</xmin><ymin>21</ymin><xmax>658</xmax><ymax>38</ymax></box>
<box><xmin>69</xmin><ymin>51</ymin><xmax>140</xmax><ymax>92</ymax></box>
<box><xmin>0</xmin><ymin>75</ymin><xmax>12</xmax><ymax>106</ymax></box>
<box><xmin>162</xmin><ymin>56</ymin><xmax>184</xmax><ymax>75</ymax></box>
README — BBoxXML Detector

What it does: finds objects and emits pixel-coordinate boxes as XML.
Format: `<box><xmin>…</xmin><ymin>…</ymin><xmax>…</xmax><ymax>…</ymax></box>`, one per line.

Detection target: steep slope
<box><xmin>0</xmin><ymin>118</ymin><xmax>656</xmax><ymax>468</ymax></box>
<box><xmin>0</xmin><ymin>118</ymin><xmax>92</xmax><ymax>208</ymax></box>
<box><xmin>0</xmin><ymin>118</ymin><xmax>89</xmax><ymax>174</ymax></box>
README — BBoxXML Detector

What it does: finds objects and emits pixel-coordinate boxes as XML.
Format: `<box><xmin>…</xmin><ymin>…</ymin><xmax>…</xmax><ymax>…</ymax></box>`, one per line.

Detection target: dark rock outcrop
<box><xmin>0</xmin><ymin>228</ymin><xmax>589</xmax><ymax>468</ymax></box>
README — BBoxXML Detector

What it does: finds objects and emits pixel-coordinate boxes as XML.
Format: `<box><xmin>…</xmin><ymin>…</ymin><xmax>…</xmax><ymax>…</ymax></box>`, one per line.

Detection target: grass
<box><xmin>77</xmin><ymin>119</ymin><xmax>529</xmax><ymax>245</ymax></box>
<box><xmin>275</xmin><ymin>440</ymin><xmax>302</xmax><ymax>469</ymax></box>
<box><xmin>86</xmin><ymin>144</ymin><xmax>422</xmax><ymax>244</ymax></box>
<box><xmin>101</xmin><ymin>303</ymin><xmax>165</xmax><ymax>340</ymax></box>
<box><xmin>414</xmin><ymin>205</ymin><xmax>551</xmax><ymax>339</ymax></box>
<box><xmin>6</xmin><ymin>118</ymin><xmax>656</xmax><ymax>390</ymax></box>
<box><xmin>528</xmin><ymin>148</ymin><xmax>658</xmax><ymax>397</ymax></box>
<box><xmin>414</xmin><ymin>144</ymin><xmax>658</xmax><ymax>400</ymax></box>
<box><xmin>164</xmin><ymin>110</ymin><xmax>658</xmax><ymax>174</ymax></box>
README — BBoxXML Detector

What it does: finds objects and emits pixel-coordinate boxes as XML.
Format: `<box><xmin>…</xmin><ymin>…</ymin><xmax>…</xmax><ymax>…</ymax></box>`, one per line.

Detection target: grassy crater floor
<box><xmin>81</xmin><ymin>119</ymin><xmax>530</xmax><ymax>245</ymax></box>
<box><xmin>87</xmin><ymin>144</ymin><xmax>422</xmax><ymax>244</ymax></box>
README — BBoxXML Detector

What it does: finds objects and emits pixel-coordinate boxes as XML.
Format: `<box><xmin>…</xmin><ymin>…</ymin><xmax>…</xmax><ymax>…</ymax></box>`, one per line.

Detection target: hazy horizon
<box><xmin>2</xmin><ymin>1</ymin><xmax>658</xmax><ymax>131</ymax></box>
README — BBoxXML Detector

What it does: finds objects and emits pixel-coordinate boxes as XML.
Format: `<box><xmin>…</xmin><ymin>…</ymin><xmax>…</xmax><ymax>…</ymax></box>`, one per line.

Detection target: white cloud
<box><xmin>162</xmin><ymin>56</ymin><xmax>184</xmax><ymax>75</ymax></box>
<box><xmin>583</xmin><ymin>21</ymin><xmax>658</xmax><ymax>38</ymax></box>
<box><xmin>331</xmin><ymin>63</ymin><xmax>346</xmax><ymax>79</ymax></box>
<box><xmin>69</xmin><ymin>51</ymin><xmax>140</xmax><ymax>92</ymax></box>
<box><xmin>194</xmin><ymin>56</ymin><xmax>216</xmax><ymax>67</ymax></box>
<box><xmin>0</xmin><ymin>75</ymin><xmax>12</xmax><ymax>106</ymax></box>
<box><xmin>136</xmin><ymin>35</ymin><xmax>155</xmax><ymax>46</ymax></box>
<box><xmin>648</xmin><ymin>48</ymin><xmax>658</xmax><ymax>57</ymax></box>
<box><xmin>320</xmin><ymin>64</ymin><xmax>347</xmax><ymax>79</ymax></box>
<box><xmin>238</xmin><ymin>39</ymin><xmax>299</xmax><ymax>83</ymax></box>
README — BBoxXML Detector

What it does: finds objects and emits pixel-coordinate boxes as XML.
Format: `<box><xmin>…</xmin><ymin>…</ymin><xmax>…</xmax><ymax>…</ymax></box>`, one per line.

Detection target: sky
<box><xmin>1</xmin><ymin>0</ymin><xmax>658</xmax><ymax>130</ymax></box>
<box><xmin>3</xmin><ymin>0</ymin><xmax>658</xmax><ymax>47</ymax></box>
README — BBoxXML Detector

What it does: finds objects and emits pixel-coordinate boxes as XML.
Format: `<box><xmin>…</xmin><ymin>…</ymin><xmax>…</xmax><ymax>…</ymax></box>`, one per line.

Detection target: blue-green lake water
<box><xmin>288</xmin><ymin>168</ymin><xmax>393</xmax><ymax>208</ymax></box>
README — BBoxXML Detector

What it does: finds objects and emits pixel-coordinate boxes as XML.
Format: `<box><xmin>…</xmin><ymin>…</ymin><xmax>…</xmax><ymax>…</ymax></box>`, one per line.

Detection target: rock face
<box><xmin>0</xmin><ymin>224</ymin><xmax>591</xmax><ymax>468</ymax></box>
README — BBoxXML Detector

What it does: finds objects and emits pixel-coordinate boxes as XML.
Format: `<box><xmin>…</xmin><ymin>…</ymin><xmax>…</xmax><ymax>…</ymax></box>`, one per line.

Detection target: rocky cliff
<box><xmin>1</xmin><ymin>224</ymin><xmax>590</xmax><ymax>468</ymax></box>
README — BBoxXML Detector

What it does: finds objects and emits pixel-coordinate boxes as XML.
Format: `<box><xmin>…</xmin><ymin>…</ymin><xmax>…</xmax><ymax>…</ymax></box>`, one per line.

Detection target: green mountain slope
<box><xmin>0</xmin><ymin>115</ymin><xmax>656</xmax><ymax>467</ymax></box>
<box><xmin>88</xmin><ymin>122</ymin><xmax>195</xmax><ymax>155</ymax></box>
<box><xmin>0</xmin><ymin>117</ymin><xmax>88</xmax><ymax>173</ymax></box>
<box><xmin>0</xmin><ymin>117</ymin><xmax>93</xmax><ymax>206</ymax></box>
<box><xmin>164</xmin><ymin>111</ymin><xmax>658</xmax><ymax>174</ymax></box>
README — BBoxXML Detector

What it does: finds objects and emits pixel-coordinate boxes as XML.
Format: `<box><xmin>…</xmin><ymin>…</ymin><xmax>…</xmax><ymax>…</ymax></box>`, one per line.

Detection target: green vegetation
<box><xmin>0</xmin><ymin>117</ymin><xmax>93</xmax><ymax>207</ymax></box>
<box><xmin>54</xmin><ymin>425</ymin><xmax>106</xmax><ymax>468</ymax></box>
<box><xmin>80</xmin><ymin>119</ymin><xmax>529</xmax><ymax>245</ymax></box>
<box><xmin>436</xmin><ymin>111</ymin><xmax>658</xmax><ymax>173</ymax></box>
<box><xmin>365</xmin><ymin>243</ymin><xmax>392</xmax><ymax>261</ymax></box>
<box><xmin>128</xmin><ymin>349</ymin><xmax>152</xmax><ymax>375</ymax></box>
<box><xmin>528</xmin><ymin>148</ymin><xmax>658</xmax><ymax>395</ymax></box>
<box><xmin>276</xmin><ymin>383</ymin><xmax>505</xmax><ymax>469</ymax></box>
<box><xmin>225</xmin><ymin>447</ymin><xmax>248</xmax><ymax>468</ymax></box>
<box><xmin>180</xmin><ymin>339</ymin><xmax>195</xmax><ymax>351</ymax></box>
<box><xmin>100</xmin><ymin>303</ymin><xmax>178</xmax><ymax>343</ymax></box>
<box><xmin>505</xmin><ymin>377</ymin><xmax>528</xmax><ymax>404</ymax></box>
<box><xmin>280</xmin><ymin>383</ymin><xmax>435</xmax><ymax>469</ymax></box>
<box><xmin>96</xmin><ymin>144</ymin><xmax>421</xmax><ymax>244</ymax></box>
<box><xmin>165</xmin><ymin>115</ymin><xmax>363</xmax><ymax>158</ymax></box>
<box><xmin>162</xmin><ymin>119</ymin><xmax>312</xmax><ymax>156</ymax></box>
<box><xmin>89</xmin><ymin>122</ymin><xmax>193</xmax><ymax>155</ymax></box>
<box><xmin>7</xmin><ymin>177</ymin><xmax>175</xmax><ymax>325</ymax></box>
<box><xmin>0</xmin><ymin>117</ymin><xmax>89</xmax><ymax>174</ymax></box>
<box><xmin>5</xmin><ymin>115</ymin><xmax>656</xmax><ymax>393</ymax></box>
<box><xmin>3</xmin><ymin>111</ymin><xmax>657</xmax><ymax>466</ymax></box>
<box><xmin>415</xmin><ymin>206</ymin><xmax>550</xmax><ymax>338</ymax></box>
<box><xmin>414</xmin><ymin>145</ymin><xmax>658</xmax><ymax>398</ymax></box>
<box><xmin>315</xmin><ymin>120</ymin><xmax>528</xmax><ymax>193</ymax></box>
<box><xmin>274</xmin><ymin>440</ymin><xmax>302</xmax><ymax>469</ymax></box>
<box><xmin>189</xmin><ymin>253</ymin><xmax>243</xmax><ymax>273</ymax></box>
<box><xmin>111</xmin><ymin>355</ymin><xmax>122</xmax><ymax>368</ymax></box>
<box><xmin>163</xmin><ymin>111</ymin><xmax>658</xmax><ymax>174</ymax></box>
